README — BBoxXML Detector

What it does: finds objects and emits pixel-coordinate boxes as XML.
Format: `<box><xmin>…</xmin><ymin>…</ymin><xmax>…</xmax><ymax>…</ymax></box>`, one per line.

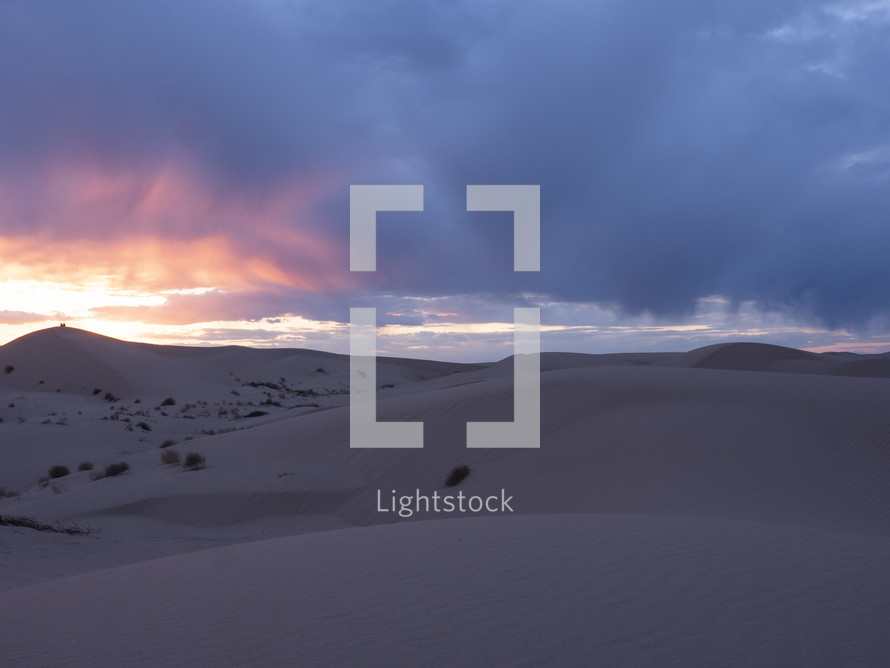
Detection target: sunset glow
<box><xmin>1</xmin><ymin>0</ymin><xmax>888</xmax><ymax>359</ymax></box>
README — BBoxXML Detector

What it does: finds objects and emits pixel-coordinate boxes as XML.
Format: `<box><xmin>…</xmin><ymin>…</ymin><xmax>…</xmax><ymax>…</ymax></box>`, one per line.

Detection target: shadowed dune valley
<box><xmin>1</xmin><ymin>325</ymin><xmax>890</xmax><ymax>666</ymax></box>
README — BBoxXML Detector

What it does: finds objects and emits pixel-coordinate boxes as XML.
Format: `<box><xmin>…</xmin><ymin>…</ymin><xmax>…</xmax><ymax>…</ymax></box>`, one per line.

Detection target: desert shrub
<box><xmin>136</xmin><ymin>421</ymin><xmax>151</xmax><ymax>432</ymax></box>
<box><xmin>244</xmin><ymin>380</ymin><xmax>282</xmax><ymax>391</ymax></box>
<box><xmin>316</xmin><ymin>367</ymin><xmax>325</xmax><ymax>374</ymax></box>
<box><xmin>182</xmin><ymin>452</ymin><xmax>205</xmax><ymax>471</ymax></box>
<box><xmin>444</xmin><ymin>465</ymin><xmax>471</xmax><ymax>488</ymax></box>
<box><xmin>77</xmin><ymin>461</ymin><xmax>94</xmax><ymax>472</ymax></box>
<box><xmin>103</xmin><ymin>462</ymin><xmax>130</xmax><ymax>477</ymax></box>
<box><xmin>92</xmin><ymin>388</ymin><xmax>101</xmax><ymax>395</ymax></box>
<box><xmin>159</xmin><ymin>439</ymin><xmax>177</xmax><ymax>448</ymax></box>
<box><xmin>160</xmin><ymin>397</ymin><xmax>176</xmax><ymax>406</ymax></box>
<box><xmin>0</xmin><ymin>514</ymin><xmax>92</xmax><ymax>535</ymax></box>
<box><xmin>245</xmin><ymin>410</ymin><xmax>268</xmax><ymax>418</ymax></box>
<box><xmin>161</xmin><ymin>449</ymin><xmax>181</xmax><ymax>465</ymax></box>
<box><xmin>48</xmin><ymin>464</ymin><xmax>70</xmax><ymax>479</ymax></box>
<box><xmin>4</xmin><ymin>365</ymin><xmax>14</xmax><ymax>374</ymax></box>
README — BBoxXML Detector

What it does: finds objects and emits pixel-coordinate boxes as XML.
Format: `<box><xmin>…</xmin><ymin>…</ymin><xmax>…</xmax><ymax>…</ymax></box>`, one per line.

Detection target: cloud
<box><xmin>2</xmin><ymin>0</ymin><xmax>890</xmax><ymax>339</ymax></box>
<box><xmin>0</xmin><ymin>164</ymin><xmax>350</xmax><ymax>293</ymax></box>
<box><xmin>0</xmin><ymin>310</ymin><xmax>66</xmax><ymax>325</ymax></box>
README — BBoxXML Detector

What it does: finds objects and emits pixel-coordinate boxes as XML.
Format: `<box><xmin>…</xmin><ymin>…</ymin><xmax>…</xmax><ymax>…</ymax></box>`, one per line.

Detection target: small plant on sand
<box><xmin>77</xmin><ymin>461</ymin><xmax>94</xmax><ymax>472</ymax></box>
<box><xmin>182</xmin><ymin>452</ymin><xmax>206</xmax><ymax>471</ymax></box>
<box><xmin>48</xmin><ymin>464</ymin><xmax>70</xmax><ymax>479</ymax></box>
<box><xmin>160</xmin><ymin>397</ymin><xmax>176</xmax><ymax>406</ymax></box>
<box><xmin>4</xmin><ymin>365</ymin><xmax>13</xmax><ymax>374</ymax></box>
<box><xmin>135</xmin><ymin>421</ymin><xmax>151</xmax><ymax>432</ymax></box>
<box><xmin>444</xmin><ymin>465</ymin><xmax>471</xmax><ymax>488</ymax></box>
<box><xmin>161</xmin><ymin>449</ymin><xmax>181</xmax><ymax>466</ymax></box>
<box><xmin>101</xmin><ymin>462</ymin><xmax>130</xmax><ymax>478</ymax></box>
<box><xmin>0</xmin><ymin>514</ymin><xmax>92</xmax><ymax>535</ymax></box>
<box><xmin>159</xmin><ymin>439</ymin><xmax>177</xmax><ymax>448</ymax></box>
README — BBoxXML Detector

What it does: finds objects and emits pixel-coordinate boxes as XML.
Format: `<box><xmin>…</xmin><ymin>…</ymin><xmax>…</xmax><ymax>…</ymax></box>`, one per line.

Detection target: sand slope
<box><xmin>3</xmin><ymin>515</ymin><xmax>890</xmax><ymax>667</ymax></box>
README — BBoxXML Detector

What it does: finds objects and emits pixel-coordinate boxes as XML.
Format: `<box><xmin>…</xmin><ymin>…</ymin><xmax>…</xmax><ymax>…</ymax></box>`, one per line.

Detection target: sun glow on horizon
<box><xmin>2</xmin><ymin>300</ymin><xmax>889</xmax><ymax>362</ymax></box>
<box><xmin>1</xmin><ymin>154</ymin><xmax>888</xmax><ymax>359</ymax></box>
<box><xmin>0</xmin><ymin>156</ymin><xmax>359</xmax><ymax>346</ymax></box>
<box><xmin>0</xmin><ymin>277</ymin><xmax>348</xmax><ymax>347</ymax></box>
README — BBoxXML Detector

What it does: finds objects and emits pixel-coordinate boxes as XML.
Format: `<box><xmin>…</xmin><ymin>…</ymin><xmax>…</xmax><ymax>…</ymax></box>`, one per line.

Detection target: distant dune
<box><xmin>1</xmin><ymin>326</ymin><xmax>889</xmax><ymax>666</ymax></box>
<box><xmin>664</xmin><ymin>341</ymin><xmax>821</xmax><ymax>370</ymax></box>
<box><xmin>0</xmin><ymin>326</ymin><xmax>477</xmax><ymax>398</ymax></box>
<box><xmin>663</xmin><ymin>340</ymin><xmax>890</xmax><ymax>378</ymax></box>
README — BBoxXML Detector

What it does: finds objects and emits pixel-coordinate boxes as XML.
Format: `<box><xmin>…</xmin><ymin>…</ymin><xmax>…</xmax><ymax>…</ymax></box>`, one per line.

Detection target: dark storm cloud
<box><xmin>2</xmin><ymin>0</ymin><xmax>890</xmax><ymax>331</ymax></box>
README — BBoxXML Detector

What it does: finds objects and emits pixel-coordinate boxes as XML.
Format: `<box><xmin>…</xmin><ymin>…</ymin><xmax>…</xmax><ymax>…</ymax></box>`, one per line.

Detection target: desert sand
<box><xmin>2</xmin><ymin>326</ymin><xmax>890</xmax><ymax>666</ymax></box>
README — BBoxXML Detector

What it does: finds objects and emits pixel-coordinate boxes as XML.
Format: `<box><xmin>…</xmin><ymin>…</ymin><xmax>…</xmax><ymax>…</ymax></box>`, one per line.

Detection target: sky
<box><xmin>2</xmin><ymin>0</ymin><xmax>890</xmax><ymax>360</ymax></box>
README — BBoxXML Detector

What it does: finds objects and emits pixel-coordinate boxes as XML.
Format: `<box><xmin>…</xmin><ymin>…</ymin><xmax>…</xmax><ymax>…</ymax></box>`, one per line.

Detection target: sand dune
<box><xmin>2</xmin><ymin>326</ymin><xmax>890</xmax><ymax>665</ymax></box>
<box><xmin>665</xmin><ymin>340</ymin><xmax>890</xmax><ymax>378</ymax></box>
<box><xmin>9</xmin><ymin>359</ymin><xmax>887</xmax><ymax>535</ymax></box>
<box><xmin>0</xmin><ymin>326</ymin><xmax>477</xmax><ymax>399</ymax></box>
<box><xmin>665</xmin><ymin>341</ymin><xmax>822</xmax><ymax>371</ymax></box>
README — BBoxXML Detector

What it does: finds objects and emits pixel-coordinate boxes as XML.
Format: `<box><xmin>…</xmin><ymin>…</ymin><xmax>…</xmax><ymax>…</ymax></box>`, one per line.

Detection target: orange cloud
<box><xmin>0</xmin><ymin>233</ymin><xmax>344</xmax><ymax>293</ymax></box>
<box><xmin>0</xmin><ymin>156</ymin><xmax>352</xmax><ymax>294</ymax></box>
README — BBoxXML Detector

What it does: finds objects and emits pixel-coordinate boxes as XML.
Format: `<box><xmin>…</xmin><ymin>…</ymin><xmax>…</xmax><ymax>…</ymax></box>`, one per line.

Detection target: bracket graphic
<box><xmin>349</xmin><ymin>184</ymin><xmax>540</xmax><ymax>448</ymax></box>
